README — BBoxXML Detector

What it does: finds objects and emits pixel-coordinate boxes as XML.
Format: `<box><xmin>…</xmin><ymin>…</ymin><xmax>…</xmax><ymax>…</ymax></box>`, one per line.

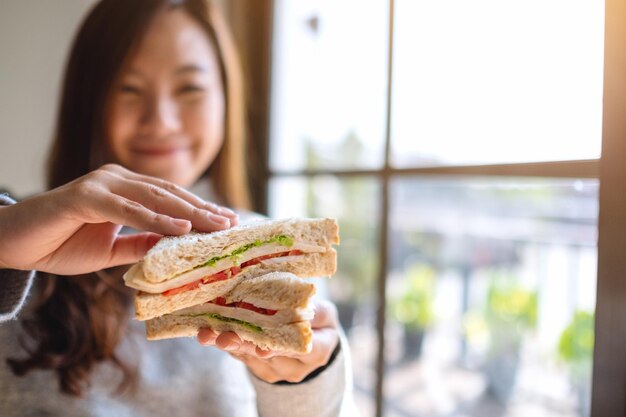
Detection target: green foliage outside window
<box><xmin>558</xmin><ymin>310</ymin><xmax>594</xmax><ymax>381</ymax></box>
<box><xmin>482</xmin><ymin>276</ymin><xmax>538</xmax><ymax>355</ymax></box>
<box><xmin>486</xmin><ymin>282</ymin><xmax>538</xmax><ymax>330</ymax></box>
<box><xmin>390</xmin><ymin>264</ymin><xmax>436</xmax><ymax>330</ymax></box>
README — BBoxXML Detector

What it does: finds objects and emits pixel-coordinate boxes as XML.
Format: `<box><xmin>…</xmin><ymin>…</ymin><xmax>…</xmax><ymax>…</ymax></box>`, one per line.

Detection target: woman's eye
<box><xmin>119</xmin><ymin>85</ymin><xmax>141</xmax><ymax>95</ymax></box>
<box><xmin>177</xmin><ymin>85</ymin><xmax>205</xmax><ymax>95</ymax></box>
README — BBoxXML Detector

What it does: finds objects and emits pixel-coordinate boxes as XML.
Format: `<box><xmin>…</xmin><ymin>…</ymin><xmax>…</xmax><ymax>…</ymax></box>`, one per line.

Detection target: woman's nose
<box><xmin>140</xmin><ymin>96</ymin><xmax>181</xmax><ymax>137</ymax></box>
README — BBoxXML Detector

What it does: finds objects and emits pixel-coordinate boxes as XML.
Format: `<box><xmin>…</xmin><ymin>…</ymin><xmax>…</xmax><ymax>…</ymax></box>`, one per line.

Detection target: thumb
<box><xmin>106</xmin><ymin>232</ymin><xmax>162</xmax><ymax>268</ymax></box>
<box><xmin>310</xmin><ymin>300</ymin><xmax>339</xmax><ymax>329</ymax></box>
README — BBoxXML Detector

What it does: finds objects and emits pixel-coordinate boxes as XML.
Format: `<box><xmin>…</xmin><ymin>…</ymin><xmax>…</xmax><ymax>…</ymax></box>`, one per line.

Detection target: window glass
<box><xmin>269</xmin><ymin>176</ymin><xmax>381</xmax><ymax>417</ymax></box>
<box><xmin>391</xmin><ymin>0</ymin><xmax>604</xmax><ymax>167</ymax></box>
<box><xmin>270</xmin><ymin>0</ymin><xmax>389</xmax><ymax>172</ymax></box>
<box><xmin>386</xmin><ymin>177</ymin><xmax>598</xmax><ymax>416</ymax></box>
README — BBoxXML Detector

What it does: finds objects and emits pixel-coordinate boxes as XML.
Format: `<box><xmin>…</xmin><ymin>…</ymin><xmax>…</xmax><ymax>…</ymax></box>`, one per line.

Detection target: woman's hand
<box><xmin>197</xmin><ymin>300</ymin><xmax>340</xmax><ymax>383</ymax></box>
<box><xmin>0</xmin><ymin>164</ymin><xmax>238</xmax><ymax>275</ymax></box>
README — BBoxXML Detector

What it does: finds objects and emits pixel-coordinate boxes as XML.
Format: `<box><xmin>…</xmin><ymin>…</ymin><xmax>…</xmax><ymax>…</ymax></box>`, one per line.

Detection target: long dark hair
<box><xmin>8</xmin><ymin>0</ymin><xmax>249</xmax><ymax>396</ymax></box>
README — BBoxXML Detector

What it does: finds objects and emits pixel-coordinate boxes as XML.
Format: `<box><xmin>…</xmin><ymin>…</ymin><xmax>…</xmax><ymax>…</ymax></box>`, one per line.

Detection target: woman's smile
<box><xmin>130</xmin><ymin>143</ymin><xmax>192</xmax><ymax>157</ymax></box>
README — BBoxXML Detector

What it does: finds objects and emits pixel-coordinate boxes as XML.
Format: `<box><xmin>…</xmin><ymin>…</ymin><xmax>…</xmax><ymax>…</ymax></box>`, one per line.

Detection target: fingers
<box><xmin>303</xmin><ymin>327</ymin><xmax>339</xmax><ymax>366</ymax></box>
<box><xmin>305</xmin><ymin>301</ymin><xmax>340</xmax><ymax>366</ymax></box>
<box><xmin>197</xmin><ymin>327</ymin><xmax>338</xmax><ymax>384</ymax></box>
<box><xmin>69</xmin><ymin>164</ymin><xmax>239</xmax><ymax>235</ymax></box>
<box><xmin>215</xmin><ymin>206</ymin><xmax>239</xmax><ymax>227</ymax></box>
<box><xmin>106</xmin><ymin>232</ymin><xmax>163</xmax><ymax>268</ymax></box>
<box><xmin>215</xmin><ymin>332</ymin><xmax>254</xmax><ymax>354</ymax></box>
<box><xmin>197</xmin><ymin>330</ymin><xmax>275</xmax><ymax>357</ymax></box>
<box><xmin>194</xmin><ymin>300</ymin><xmax>341</xmax><ymax>384</ymax></box>
<box><xmin>195</xmin><ymin>328</ymin><xmax>297</xmax><ymax>383</ymax></box>
<box><xmin>241</xmin><ymin>354</ymin><xmax>318</xmax><ymax>383</ymax></box>
<box><xmin>94</xmin><ymin>193</ymin><xmax>193</xmax><ymax>236</ymax></box>
<box><xmin>310</xmin><ymin>299</ymin><xmax>339</xmax><ymax>329</ymax></box>
<box><xmin>197</xmin><ymin>328</ymin><xmax>220</xmax><ymax>345</ymax></box>
<box><xmin>109</xmin><ymin>179</ymin><xmax>231</xmax><ymax>232</ymax></box>
<box><xmin>101</xmin><ymin>164</ymin><xmax>239</xmax><ymax>228</ymax></box>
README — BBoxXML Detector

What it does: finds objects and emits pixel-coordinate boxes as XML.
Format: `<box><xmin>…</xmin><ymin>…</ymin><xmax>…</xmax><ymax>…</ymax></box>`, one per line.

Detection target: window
<box><xmin>258</xmin><ymin>0</ymin><xmax>618</xmax><ymax>416</ymax></box>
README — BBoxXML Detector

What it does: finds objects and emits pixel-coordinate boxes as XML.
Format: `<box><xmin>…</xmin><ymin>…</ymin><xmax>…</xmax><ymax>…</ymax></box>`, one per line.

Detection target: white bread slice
<box><xmin>140</xmin><ymin>218</ymin><xmax>339</xmax><ymax>284</ymax></box>
<box><xmin>145</xmin><ymin>315</ymin><xmax>313</xmax><ymax>354</ymax></box>
<box><xmin>135</xmin><ymin>250</ymin><xmax>335</xmax><ymax>320</ymax></box>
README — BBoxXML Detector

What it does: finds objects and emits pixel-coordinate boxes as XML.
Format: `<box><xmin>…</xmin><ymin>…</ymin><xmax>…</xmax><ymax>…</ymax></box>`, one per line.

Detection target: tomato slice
<box><xmin>208</xmin><ymin>297</ymin><xmax>278</xmax><ymax>316</ymax></box>
<box><xmin>213</xmin><ymin>297</ymin><xmax>228</xmax><ymax>306</ymax></box>
<box><xmin>162</xmin><ymin>251</ymin><xmax>304</xmax><ymax>297</ymax></box>
<box><xmin>162</xmin><ymin>280</ymin><xmax>201</xmax><ymax>297</ymax></box>
<box><xmin>202</xmin><ymin>270</ymin><xmax>229</xmax><ymax>284</ymax></box>
<box><xmin>162</xmin><ymin>266</ymin><xmax>237</xmax><ymax>297</ymax></box>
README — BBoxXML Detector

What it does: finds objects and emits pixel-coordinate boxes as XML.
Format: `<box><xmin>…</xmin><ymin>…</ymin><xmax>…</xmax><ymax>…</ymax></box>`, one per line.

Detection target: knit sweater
<box><xmin>0</xmin><ymin>194</ymin><xmax>354</xmax><ymax>417</ymax></box>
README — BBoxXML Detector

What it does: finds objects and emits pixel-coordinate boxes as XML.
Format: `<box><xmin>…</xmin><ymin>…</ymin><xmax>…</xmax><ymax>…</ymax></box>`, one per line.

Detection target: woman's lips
<box><xmin>130</xmin><ymin>146</ymin><xmax>190</xmax><ymax>157</ymax></box>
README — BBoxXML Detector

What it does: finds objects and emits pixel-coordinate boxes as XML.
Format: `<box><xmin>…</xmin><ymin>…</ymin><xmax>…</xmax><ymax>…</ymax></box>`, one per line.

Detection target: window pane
<box><xmin>391</xmin><ymin>0</ymin><xmax>604</xmax><ymax>167</ymax></box>
<box><xmin>386</xmin><ymin>177</ymin><xmax>597</xmax><ymax>417</ymax></box>
<box><xmin>269</xmin><ymin>176</ymin><xmax>381</xmax><ymax>417</ymax></box>
<box><xmin>270</xmin><ymin>0</ymin><xmax>389</xmax><ymax>172</ymax></box>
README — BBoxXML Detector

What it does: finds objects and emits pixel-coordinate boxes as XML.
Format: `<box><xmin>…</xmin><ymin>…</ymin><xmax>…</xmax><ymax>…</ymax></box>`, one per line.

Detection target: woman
<box><xmin>0</xmin><ymin>0</ymin><xmax>349</xmax><ymax>415</ymax></box>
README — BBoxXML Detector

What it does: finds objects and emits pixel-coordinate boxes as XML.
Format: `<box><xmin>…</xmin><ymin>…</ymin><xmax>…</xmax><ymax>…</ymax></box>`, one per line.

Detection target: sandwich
<box><xmin>123</xmin><ymin>217</ymin><xmax>338</xmax><ymax>353</ymax></box>
<box><xmin>124</xmin><ymin>217</ymin><xmax>338</xmax><ymax>321</ymax></box>
<box><xmin>145</xmin><ymin>271</ymin><xmax>317</xmax><ymax>353</ymax></box>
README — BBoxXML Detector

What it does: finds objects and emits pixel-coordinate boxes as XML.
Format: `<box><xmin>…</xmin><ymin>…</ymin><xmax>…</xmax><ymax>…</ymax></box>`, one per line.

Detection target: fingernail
<box><xmin>218</xmin><ymin>207</ymin><xmax>237</xmax><ymax>216</ymax></box>
<box><xmin>224</xmin><ymin>342</ymin><xmax>240</xmax><ymax>351</ymax></box>
<box><xmin>209</xmin><ymin>213</ymin><xmax>230</xmax><ymax>225</ymax></box>
<box><xmin>172</xmin><ymin>218</ymin><xmax>191</xmax><ymax>228</ymax></box>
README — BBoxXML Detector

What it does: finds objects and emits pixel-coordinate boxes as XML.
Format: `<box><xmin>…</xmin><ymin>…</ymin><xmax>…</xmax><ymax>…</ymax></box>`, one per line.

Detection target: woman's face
<box><xmin>107</xmin><ymin>9</ymin><xmax>225</xmax><ymax>188</ymax></box>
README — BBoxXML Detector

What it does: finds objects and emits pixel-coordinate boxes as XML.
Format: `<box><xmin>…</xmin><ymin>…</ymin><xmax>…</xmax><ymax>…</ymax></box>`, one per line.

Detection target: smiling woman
<box><xmin>0</xmin><ymin>1</ymin><xmax>350</xmax><ymax>416</ymax></box>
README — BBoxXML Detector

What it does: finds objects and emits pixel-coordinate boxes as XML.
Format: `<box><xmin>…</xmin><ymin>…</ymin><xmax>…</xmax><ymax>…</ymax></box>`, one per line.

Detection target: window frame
<box><xmin>231</xmin><ymin>1</ymin><xmax>621</xmax><ymax>416</ymax></box>
<box><xmin>591</xmin><ymin>0</ymin><xmax>626</xmax><ymax>415</ymax></box>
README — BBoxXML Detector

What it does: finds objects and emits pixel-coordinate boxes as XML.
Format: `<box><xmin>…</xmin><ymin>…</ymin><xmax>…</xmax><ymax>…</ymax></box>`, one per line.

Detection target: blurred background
<box><xmin>0</xmin><ymin>1</ymin><xmax>606</xmax><ymax>416</ymax></box>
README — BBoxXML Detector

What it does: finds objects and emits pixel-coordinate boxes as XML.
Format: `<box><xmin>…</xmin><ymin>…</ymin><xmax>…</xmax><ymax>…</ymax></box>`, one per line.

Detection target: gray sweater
<box><xmin>0</xmin><ymin>194</ymin><xmax>354</xmax><ymax>417</ymax></box>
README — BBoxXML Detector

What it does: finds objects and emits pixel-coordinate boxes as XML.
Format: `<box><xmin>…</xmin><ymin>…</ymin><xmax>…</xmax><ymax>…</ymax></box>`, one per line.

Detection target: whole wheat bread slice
<box><xmin>142</xmin><ymin>218</ymin><xmax>339</xmax><ymax>283</ymax></box>
<box><xmin>145</xmin><ymin>315</ymin><xmax>313</xmax><ymax>354</ymax></box>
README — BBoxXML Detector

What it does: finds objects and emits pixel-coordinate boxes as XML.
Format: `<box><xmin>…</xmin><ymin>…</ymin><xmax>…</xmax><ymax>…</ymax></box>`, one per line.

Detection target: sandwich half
<box><xmin>144</xmin><ymin>272</ymin><xmax>316</xmax><ymax>353</ymax></box>
<box><xmin>124</xmin><ymin>218</ymin><xmax>339</xmax><ymax>320</ymax></box>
